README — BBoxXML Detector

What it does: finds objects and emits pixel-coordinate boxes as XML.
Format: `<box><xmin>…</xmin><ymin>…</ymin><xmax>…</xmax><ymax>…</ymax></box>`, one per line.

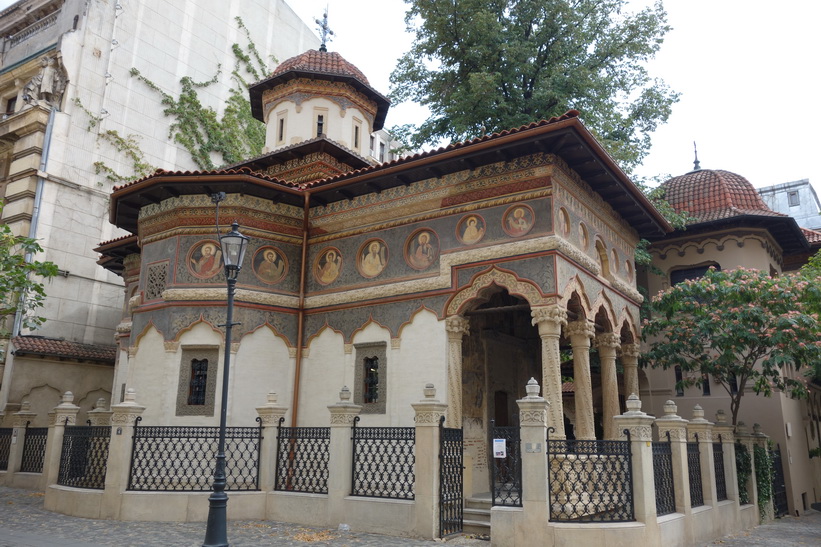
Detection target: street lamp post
<box><xmin>203</xmin><ymin>221</ymin><xmax>249</xmax><ymax>547</ymax></box>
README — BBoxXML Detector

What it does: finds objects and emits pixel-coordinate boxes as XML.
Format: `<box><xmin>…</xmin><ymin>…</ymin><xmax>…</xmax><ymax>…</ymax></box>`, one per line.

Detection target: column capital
<box><xmin>256</xmin><ymin>392</ymin><xmax>289</xmax><ymax>426</ymax></box>
<box><xmin>328</xmin><ymin>386</ymin><xmax>362</xmax><ymax>426</ymax></box>
<box><xmin>621</xmin><ymin>343</ymin><xmax>641</xmax><ymax>360</ymax></box>
<box><xmin>531</xmin><ymin>305</ymin><xmax>567</xmax><ymax>335</ymax></box>
<box><xmin>595</xmin><ymin>332</ymin><xmax>621</xmax><ymax>349</ymax></box>
<box><xmin>445</xmin><ymin>316</ymin><xmax>470</xmax><ymax>340</ymax></box>
<box><xmin>566</xmin><ymin>320</ymin><xmax>595</xmax><ymax>342</ymax></box>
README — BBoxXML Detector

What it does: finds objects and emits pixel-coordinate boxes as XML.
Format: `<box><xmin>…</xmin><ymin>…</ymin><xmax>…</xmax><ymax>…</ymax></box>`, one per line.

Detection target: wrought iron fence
<box><xmin>20</xmin><ymin>424</ymin><xmax>48</xmax><ymax>473</ymax></box>
<box><xmin>0</xmin><ymin>428</ymin><xmax>12</xmax><ymax>471</ymax></box>
<box><xmin>439</xmin><ymin>416</ymin><xmax>463</xmax><ymax>537</ymax></box>
<box><xmin>57</xmin><ymin>426</ymin><xmax>110</xmax><ymax>489</ymax></box>
<box><xmin>351</xmin><ymin>417</ymin><xmax>415</xmax><ymax>499</ymax></box>
<box><xmin>128</xmin><ymin>418</ymin><xmax>262</xmax><ymax>491</ymax></box>
<box><xmin>652</xmin><ymin>432</ymin><xmax>676</xmax><ymax>516</ymax></box>
<box><xmin>770</xmin><ymin>444</ymin><xmax>788</xmax><ymax>517</ymax></box>
<box><xmin>713</xmin><ymin>436</ymin><xmax>727</xmax><ymax>502</ymax></box>
<box><xmin>687</xmin><ymin>437</ymin><xmax>704</xmax><ymax>507</ymax></box>
<box><xmin>547</xmin><ymin>428</ymin><xmax>634</xmax><ymax>522</ymax></box>
<box><xmin>491</xmin><ymin>421</ymin><xmax>522</xmax><ymax>507</ymax></box>
<box><xmin>275</xmin><ymin>418</ymin><xmax>329</xmax><ymax>494</ymax></box>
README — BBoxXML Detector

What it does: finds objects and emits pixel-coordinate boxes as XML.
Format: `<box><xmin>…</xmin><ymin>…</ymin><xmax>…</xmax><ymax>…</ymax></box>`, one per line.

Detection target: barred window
<box><xmin>701</xmin><ymin>372</ymin><xmax>711</xmax><ymax>396</ymax></box>
<box><xmin>354</xmin><ymin>342</ymin><xmax>387</xmax><ymax>414</ymax></box>
<box><xmin>188</xmin><ymin>359</ymin><xmax>208</xmax><ymax>405</ymax></box>
<box><xmin>674</xmin><ymin>366</ymin><xmax>684</xmax><ymax>396</ymax></box>
<box><xmin>364</xmin><ymin>356</ymin><xmax>379</xmax><ymax>403</ymax></box>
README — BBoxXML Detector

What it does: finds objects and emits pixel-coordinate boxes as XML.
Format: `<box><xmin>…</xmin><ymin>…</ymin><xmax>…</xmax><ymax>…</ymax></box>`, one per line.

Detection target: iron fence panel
<box><xmin>652</xmin><ymin>436</ymin><xmax>676</xmax><ymax>516</ymax></box>
<box><xmin>713</xmin><ymin>440</ymin><xmax>727</xmax><ymax>502</ymax></box>
<box><xmin>275</xmin><ymin>421</ymin><xmax>330</xmax><ymax>494</ymax></box>
<box><xmin>547</xmin><ymin>429</ymin><xmax>634</xmax><ymax>522</ymax></box>
<box><xmin>0</xmin><ymin>428</ymin><xmax>12</xmax><ymax>471</ymax></box>
<box><xmin>20</xmin><ymin>425</ymin><xmax>48</xmax><ymax>473</ymax></box>
<box><xmin>491</xmin><ymin>423</ymin><xmax>522</xmax><ymax>507</ymax></box>
<box><xmin>128</xmin><ymin>420</ymin><xmax>261</xmax><ymax>492</ymax></box>
<box><xmin>687</xmin><ymin>441</ymin><xmax>704</xmax><ymax>507</ymax></box>
<box><xmin>439</xmin><ymin>417</ymin><xmax>463</xmax><ymax>537</ymax></box>
<box><xmin>57</xmin><ymin>426</ymin><xmax>110</xmax><ymax>489</ymax></box>
<box><xmin>351</xmin><ymin>418</ymin><xmax>415</xmax><ymax>500</ymax></box>
<box><xmin>771</xmin><ymin>445</ymin><xmax>788</xmax><ymax>517</ymax></box>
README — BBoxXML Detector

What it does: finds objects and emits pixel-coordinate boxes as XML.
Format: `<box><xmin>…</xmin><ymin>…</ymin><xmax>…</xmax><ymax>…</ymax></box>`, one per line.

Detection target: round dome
<box><xmin>270</xmin><ymin>49</ymin><xmax>371</xmax><ymax>85</ymax></box>
<box><xmin>663</xmin><ymin>169</ymin><xmax>773</xmax><ymax>222</ymax></box>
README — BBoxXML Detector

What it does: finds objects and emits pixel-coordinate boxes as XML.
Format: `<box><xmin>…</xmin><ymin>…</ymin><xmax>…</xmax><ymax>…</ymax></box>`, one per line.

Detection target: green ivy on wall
<box><xmin>754</xmin><ymin>443</ymin><xmax>774</xmax><ymax>521</ymax></box>
<box><xmin>735</xmin><ymin>442</ymin><xmax>751</xmax><ymax>505</ymax></box>
<box><xmin>130</xmin><ymin>17</ymin><xmax>273</xmax><ymax>170</ymax></box>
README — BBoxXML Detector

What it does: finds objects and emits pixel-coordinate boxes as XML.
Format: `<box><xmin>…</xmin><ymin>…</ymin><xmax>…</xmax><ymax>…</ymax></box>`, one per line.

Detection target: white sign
<box><xmin>493</xmin><ymin>438</ymin><xmax>507</xmax><ymax>458</ymax></box>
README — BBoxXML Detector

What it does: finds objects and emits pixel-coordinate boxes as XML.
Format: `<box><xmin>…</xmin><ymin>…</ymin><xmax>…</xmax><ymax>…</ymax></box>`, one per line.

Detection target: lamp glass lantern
<box><xmin>219</xmin><ymin>222</ymin><xmax>249</xmax><ymax>273</ymax></box>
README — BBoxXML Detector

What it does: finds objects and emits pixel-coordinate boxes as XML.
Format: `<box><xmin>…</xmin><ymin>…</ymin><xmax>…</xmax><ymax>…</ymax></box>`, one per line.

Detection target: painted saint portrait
<box><xmin>457</xmin><ymin>214</ymin><xmax>486</xmax><ymax>245</ymax></box>
<box><xmin>358</xmin><ymin>239</ymin><xmax>387</xmax><ymax>278</ymax></box>
<box><xmin>503</xmin><ymin>205</ymin><xmax>535</xmax><ymax>237</ymax></box>
<box><xmin>188</xmin><ymin>240</ymin><xmax>223</xmax><ymax>279</ymax></box>
<box><xmin>315</xmin><ymin>247</ymin><xmax>342</xmax><ymax>285</ymax></box>
<box><xmin>253</xmin><ymin>246</ymin><xmax>287</xmax><ymax>284</ymax></box>
<box><xmin>406</xmin><ymin>230</ymin><xmax>439</xmax><ymax>270</ymax></box>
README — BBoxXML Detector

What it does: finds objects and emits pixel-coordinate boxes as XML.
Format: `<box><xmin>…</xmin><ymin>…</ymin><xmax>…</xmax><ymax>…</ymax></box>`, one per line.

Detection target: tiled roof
<box><xmin>802</xmin><ymin>227</ymin><xmax>821</xmax><ymax>245</ymax></box>
<box><xmin>269</xmin><ymin>49</ymin><xmax>370</xmax><ymax>85</ymax></box>
<box><xmin>663</xmin><ymin>169</ymin><xmax>786</xmax><ymax>224</ymax></box>
<box><xmin>111</xmin><ymin>166</ymin><xmax>292</xmax><ymax>192</ymax></box>
<box><xmin>12</xmin><ymin>336</ymin><xmax>116</xmax><ymax>364</ymax></box>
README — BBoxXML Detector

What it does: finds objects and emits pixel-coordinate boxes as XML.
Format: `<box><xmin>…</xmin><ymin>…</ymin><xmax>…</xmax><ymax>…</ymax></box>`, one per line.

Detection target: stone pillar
<box><xmin>4</xmin><ymin>402</ymin><xmax>37</xmax><ymax>484</ymax></box>
<box><xmin>613</xmin><ymin>394</ymin><xmax>658</xmax><ymax>538</ymax></box>
<box><xmin>411</xmin><ymin>383</ymin><xmax>448</xmax><ymax>538</ymax></box>
<box><xmin>445</xmin><ymin>316</ymin><xmax>469</xmax><ymax>428</ymax></box>
<box><xmin>100</xmin><ymin>388</ymin><xmax>145</xmax><ymax>520</ymax></box>
<box><xmin>515</xmin><ymin>378</ymin><xmax>550</xmax><ymax>542</ymax></box>
<box><xmin>596</xmin><ymin>333</ymin><xmax>621</xmax><ymax>440</ymax></box>
<box><xmin>327</xmin><ymin>386</ymin><xmax>362</xmax><ymax>527</ymax></box>
<box><xmin>713</xmin><ymin>410</ymin><xmax>740</xmax><ymax>503</ymax></box>
<box><xmin>43</xmin><ymin>391</ymin><xmax>80</xmax><ymax>487</ymax></box>
<box><xmin>621</xmin><ymin>343</ymin><xmax>641</xmax><ymax>398</ymax></box>
<box><xmin>655</xmin><ymin>400</ymin><xmax>692</xmax><ymax>516</ymax></box>
<box><xmin>531</xmin><ymin>306</ymin><xmax>567</xmax><ymax>438</ymax></box>
<box><xmin>735</xmin><ymin>422</ymin><xmax>757</xmax><ymax>507</ymax></box>
<box><xmin>87</xmin><ymin>398</ymin><xmax>113</xmax><ymax>426</ymax></box>
<box><xmin>687</xmin><ymin>405</ymin><xmax>716</xmax><ymax>507</ymax></box>
<box><xmin>566</xmin><ymin>320</ymin><xmax>596</xmax><ymax>440</ymax></box>
<box><xmin>256</xmin><ymin>392</ymin><xmax>288</xmax><ymax>492</ymax></box>
<box><xmin>752</xmin><ymin>423</ymin><xmax>774</xmax><ymax>522</ymax></box>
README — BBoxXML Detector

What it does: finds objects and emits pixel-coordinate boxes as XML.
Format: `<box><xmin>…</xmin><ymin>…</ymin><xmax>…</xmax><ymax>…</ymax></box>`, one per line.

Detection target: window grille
<box><xmin>188</xmin><ymin>359</ymin><xmax>208</xmax><ymax>405</ymax></box>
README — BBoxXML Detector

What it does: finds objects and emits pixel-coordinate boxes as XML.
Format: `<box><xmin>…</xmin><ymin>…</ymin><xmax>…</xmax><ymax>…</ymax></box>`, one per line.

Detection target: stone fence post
<box><xmin>43</xmin><ymin>391</ymin><xmax>80</xmax><ymax>487</ymax></box>
<box><xmin>88</xmin><ymin>398</ymin><xmax>113</xmax><ymax>426</ymax></box>
<box><xmin>256</xmin><ymin>392</ymin><xmax>288</xmax><ymax>493</ymax></box>
<box><xmin>516</xmin><ymin>378</ymin><xmax>549</xmax><ymax>542</ymax></box>
<box><xmin>327</xmin><ymin>386</ymin><xmax>361</xmax><ymax>527</ymax></box>
<box><xmin>411</xmin><ymin>383</ymin><xmax>447</xmax><ymax>538</ymax></box>
<box><xmin>687</xmin><ymin>404</ymin><xmax>717</xmax><ymax>508</ymax></box>
<box><xmin>655</xmin><ymin>400</ymin><xmax>691</xmax><ymax>516</ymax></box>
<box><xmin>101</xmin><ymin>389</ymin><xmax>145</xmax><ymax>520</ymax></box>
<box><xmin>3</xmin><ymin>402</ymin><xmax>36</xmax><ymax>486</ymax></box>
<box><xmin>613</xmin><ymin>394</ymin><xmax>658</xmax><ymax>539</ymax></box>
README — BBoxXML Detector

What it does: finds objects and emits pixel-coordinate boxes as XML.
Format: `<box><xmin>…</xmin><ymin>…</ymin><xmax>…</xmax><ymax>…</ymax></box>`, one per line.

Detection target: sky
<box><xmin>2</xmin><ymin>0</ymin><xmax>818</xmax><ymax>192</ymax></box>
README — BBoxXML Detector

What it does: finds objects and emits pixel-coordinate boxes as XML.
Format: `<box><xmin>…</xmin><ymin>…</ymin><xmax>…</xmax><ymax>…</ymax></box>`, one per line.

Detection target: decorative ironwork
<box><xmin>652</xmin><ymin>432</ymin><xmax>676</xmax><ymax>516</ymax></box>
<box><xmin>351</xmin><ymin>416</ymin><xmax>415</xmax><ymax>499</ymax></box>
<box><xmin>770</xmin><ymin>444</ymin><xmax>788</xmax><ymax>517</ymax></box>
<box><xmin>491</xmin><ymin>421</ymin><xmax>521</xmax><ymax>507</ymax></box>
<box><xmin>439</xmin><ymin>416</ymin><xmax>463</xmax><ymax>537</ymax></box>
<box><xmin>128</xmin><ymin>419</ymin><xmax>261</xmax><ymax>491</ymax></box>
<box><xmin>547</xmin><ymin>427</ymin><xmax>634</xmax><ymax>522</ymax></box>
<box><xmin>713</xmin><ymin>436</ymin><xmax>727</xmax><ymax>502</ymax></box>
<box><xmin>687</xmin><ymin>437</ymin><xmax>704</xmax><ymax>507</ymax></box>
<box><xmin>20</xmin><ymin>423</ymin><xmax>48</xmax><ymax>473</ymax></box>
<box><xmin>57</xmin><ymin>426</ymin><xmax>110</xmax><ymax>489</ymax></box>
<box><xmin>0</xmin><ymin>428</ymin><xmax>12</xmax><ymax>471</ymax></box>
<box><xmin>275</xmin><ymin>418</ymin><xmax>330</xmax><ymax>494</ymax></box>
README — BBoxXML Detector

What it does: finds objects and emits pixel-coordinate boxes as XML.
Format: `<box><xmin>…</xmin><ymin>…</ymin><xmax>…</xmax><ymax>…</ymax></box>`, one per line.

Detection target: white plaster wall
<box><xmin>228</xmin><ymin>326</ymin><xmax>294</xmax><ymax>425</ymax></box>
<box><xmin>127</xmin><ymin>325</ymin><xmax>175</xmax><ymax>423</ymax></box>
<box><xmin>298</xmin><ymin>327</ymin><xmax>346</xmax><ymax>426</ymax></box>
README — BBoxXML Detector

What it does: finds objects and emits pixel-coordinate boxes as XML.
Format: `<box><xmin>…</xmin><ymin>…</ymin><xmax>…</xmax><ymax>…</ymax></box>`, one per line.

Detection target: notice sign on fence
<box><xmin>493</xmin><ymin>438</ymin><xmax>507</xmax><ymax>458</ymax></box>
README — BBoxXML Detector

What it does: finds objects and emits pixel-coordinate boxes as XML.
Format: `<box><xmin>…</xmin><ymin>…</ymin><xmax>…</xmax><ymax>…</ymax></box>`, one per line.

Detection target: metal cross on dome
<box><xmin>315</xmin><ymin>7</ymin><xmax>335</xmax><ymax>52</ymax></box>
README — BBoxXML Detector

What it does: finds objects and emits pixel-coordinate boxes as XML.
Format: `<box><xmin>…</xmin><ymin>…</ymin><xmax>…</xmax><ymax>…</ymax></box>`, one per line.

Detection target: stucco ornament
<box><xmin>22</xmin><ymin>56</ymin><xmax>68</xmax><ymax>109</ymax></box>
<box><xmin>531</xmin><ymin>305</ymin><xmax>567</xmax><ymax>328</ymax></box>
<box><xmin>110</xmin><ymin>388</ymin><xmax>146</xmax><ymax>425</ymax></box>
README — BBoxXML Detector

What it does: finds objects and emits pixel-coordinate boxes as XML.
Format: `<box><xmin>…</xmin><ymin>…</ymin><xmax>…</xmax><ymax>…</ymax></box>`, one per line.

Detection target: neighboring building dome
<box><xmin>663</xmin><ymin>169</ymin><xmax>781</xmax><ymax>223</ymax></box>
<box><xmin>270</xmin><ymin>49</ymin><xmax>371</xmax><ymax>85</ymax></box>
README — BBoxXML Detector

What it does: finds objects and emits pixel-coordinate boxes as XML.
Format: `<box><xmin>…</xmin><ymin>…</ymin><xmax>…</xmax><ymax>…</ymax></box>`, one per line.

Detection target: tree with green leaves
<box><xmin>799</xmin><ymin>248</ymin><xmax>821</xmax><ymax>382</ymax></box>
<box><xmin>641</xmin><ymin>267</ymin><xmax>821</xmax><ymax>425</ymax></box>
<box><xmin>0</xmin><ymin>205</ymin><xmax>59</xmax><ymax>335</ymax></box>
<box><xmin>390</xmin><ymin>0</ymin><xmax>679</xmax><ymax>172</ymax></box>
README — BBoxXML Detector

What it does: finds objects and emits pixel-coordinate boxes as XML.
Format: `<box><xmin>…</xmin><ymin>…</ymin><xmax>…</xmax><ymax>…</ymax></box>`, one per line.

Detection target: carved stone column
<box><xmin>100</xmin><ymin>388</ymin><xmax>145</xmax><ymax>520</ymax></box>
<box><xmin>256</xmin><ymin>392</ymin><xmax>288</xmax><ymax>492</ymax></box>
<box><xmin>596</xmin><ymin>333</ymin><xmax>621</xmax><ymax>440</ymax></box>
<box><xmin>531</xmin><ymin>306</ymin><xmax>567</xmax><ymax>438</ymax></box>
<box><xmin>567</xmin><ymin>320</ymin><xmax>596</xmax><ymax>440</ymax></box>
<box><xmin>445</xmin><ymin>316</ymin><xmax>469</xmax><ymax>428</ymax></box>
<box><xmin>411</xmin><ymin>384</ymin><xmax>448</xmax><ymax>538</ymax></box>
<box><xmin>515</xmin><ymin>378</ymin><xmax>550</xmax><ymax>542</ymax></box>
<box><xmin>621</xmin><ymin>343</ymin><xmax>641</xmax><ymax>398</ymax></box>
<box><xmin>327</xmin><ymin>386</ymin><xmax>362</xmax><ymax>527</ymax></box>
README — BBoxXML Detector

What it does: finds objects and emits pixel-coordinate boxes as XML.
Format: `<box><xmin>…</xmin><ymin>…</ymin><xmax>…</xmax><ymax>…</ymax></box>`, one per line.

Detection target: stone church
<box><xmin>97</xmin><ymin>44</ymin><xmax>671</xmax><ymax>498</ymax></box>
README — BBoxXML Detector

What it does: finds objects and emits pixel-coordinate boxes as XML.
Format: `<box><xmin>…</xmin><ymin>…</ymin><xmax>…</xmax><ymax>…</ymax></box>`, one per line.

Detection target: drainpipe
<box><xmin>290</xmin><ymin>191</ymin><xmax>311</xmax><ymax>427</ymax></box>
<box><xmin>11</xmin><ymin>105</ymin><xmax>57</xmax><ymax>337</ymax></box>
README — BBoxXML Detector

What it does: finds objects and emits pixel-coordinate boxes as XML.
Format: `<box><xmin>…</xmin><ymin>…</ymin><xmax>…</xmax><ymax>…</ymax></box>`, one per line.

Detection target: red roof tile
<box><xmin>802</xmin><ymin>227</ymin><xmax>821</xmax><ymax>245</ymax></box>
<box><xmin>12</xmin><ymin>336</ymin><xmax>116</xmax><ymax>364</ymax></box>
<box><xmin>269</xmin><ymin>49</ymin><xmax>370</xmax><ymax>85</ymax></box>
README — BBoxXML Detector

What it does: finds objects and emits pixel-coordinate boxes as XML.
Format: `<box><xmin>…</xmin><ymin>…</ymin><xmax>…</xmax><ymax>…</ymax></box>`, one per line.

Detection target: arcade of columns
<box><xmin>445</xmin><ymin>305</ymin><xmax>641</xmax><ymax>440</ymax></box>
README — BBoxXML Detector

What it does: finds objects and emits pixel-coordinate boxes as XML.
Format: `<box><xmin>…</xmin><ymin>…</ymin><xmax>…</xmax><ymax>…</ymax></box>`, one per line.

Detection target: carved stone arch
<box><xmin>618</xmin><ymin>317</ymin><xmax>638</xmax><ymax>345</ymax></box>
<box><xmin>172</xmin><ymin>316</ymin><xmax>223</xmax><ymax>343</ymax></box>
<box><xmin>445</xmin><ymin>266</ymin><xmax>549</xmax><ymax>317</ymax></box>
<box><xmin>559</xmin><ymin>275</ymin><xmax>592</xmax><ymax>320</ymax></box>
<box><xmin>244</xmin><ymin>322</ymin><xmax>295</xmax><ymax>349</ymax></box>
<box><xmin>594</xmin><ymin>238</ymin><xmax>610</xmax><ymax>278</ymax></box>
<box><xmin>132</xmin><ymin>321</ymin><xmax>164</xmax><ymax>348</ymax></box>
<box><xmin>304</xmin><ymin>322</ymin><xmax>345</xmax><ymax>350</ymax></box>
<box><xmin>590</xmin><ymin>292</ymin><xmax>618</xmax><ymax>332</ymax></box>
<box><xmin>349</xmin><ymin>316</ymin><xmax>393</xmax><ymax>344</ymax></box>
<box><xmin>395</xmin><ymin>305</ymin><xmax>439</xmax><ymax>340</ymax></box>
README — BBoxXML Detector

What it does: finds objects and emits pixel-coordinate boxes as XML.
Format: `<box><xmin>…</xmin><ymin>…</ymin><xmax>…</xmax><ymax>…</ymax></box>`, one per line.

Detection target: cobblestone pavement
<box><xmin>1</xmin><ymin>486</ymin><xmax>819</xmax><ymax>546</ymax></box>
